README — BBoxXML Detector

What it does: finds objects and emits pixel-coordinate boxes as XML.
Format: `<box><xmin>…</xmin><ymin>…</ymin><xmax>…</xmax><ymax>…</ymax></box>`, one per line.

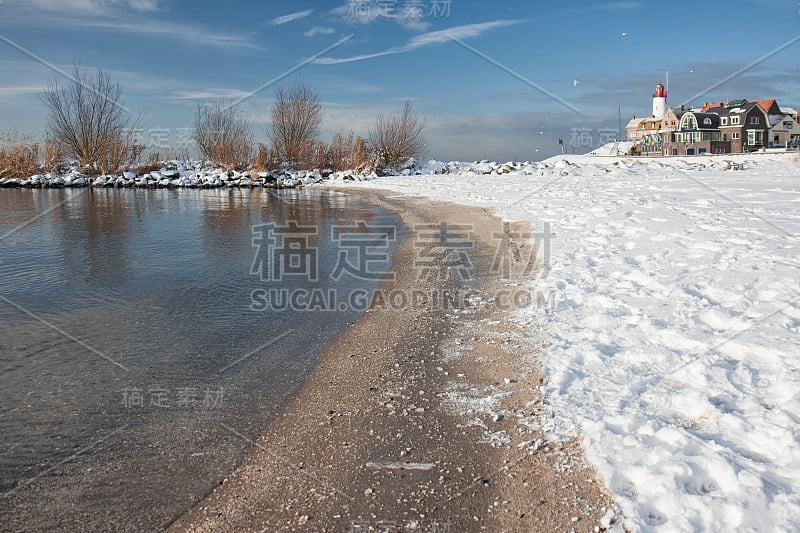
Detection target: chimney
<box><xmin>679</xmin><ymin>104</ymin><xmax>685</xmax><ymax>112</ymax></box>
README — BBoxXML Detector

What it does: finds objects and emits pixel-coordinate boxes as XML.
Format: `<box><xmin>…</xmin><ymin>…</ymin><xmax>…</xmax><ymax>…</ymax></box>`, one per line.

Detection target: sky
<box><xmin>0</xmin><ymin>0</ymin><xmax>798</xmax><ymax>161</ymax></box>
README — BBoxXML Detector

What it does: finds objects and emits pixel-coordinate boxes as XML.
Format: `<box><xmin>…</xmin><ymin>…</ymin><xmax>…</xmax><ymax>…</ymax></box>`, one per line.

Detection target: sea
<box><xmin>0</xmin><ymin>187</ymin><xmax>404</xmax><ymax>531</ymax></box>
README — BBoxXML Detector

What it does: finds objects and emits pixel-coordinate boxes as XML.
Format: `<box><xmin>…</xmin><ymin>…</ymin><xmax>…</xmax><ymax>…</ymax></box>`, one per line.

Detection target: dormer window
<box><xmin>721</xmin><ymin>117</ymin><xmax>728</xmax><ymax>125</ymax></box>
<box><xmin>703</xmin><ymin>118</ymin><xmax>712</xmax><ymax>126</ymax></box>
<box><xmin>731</xmin><ymin>116</ymin><xmax>741</xmax><ymax>125</ymax></box>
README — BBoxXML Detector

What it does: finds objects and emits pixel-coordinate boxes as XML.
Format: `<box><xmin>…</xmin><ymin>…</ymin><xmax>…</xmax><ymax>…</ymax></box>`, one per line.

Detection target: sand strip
<box><xmin>169</xmin><ymin>191</ymin><xmax>615</xmax><ymax>532</ymax></box>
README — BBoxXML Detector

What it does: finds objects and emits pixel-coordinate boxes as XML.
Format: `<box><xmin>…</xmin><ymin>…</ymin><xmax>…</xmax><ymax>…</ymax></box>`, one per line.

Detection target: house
<box><xmin>626</xmin><ymin>116</ymin><xmax>645</xmax><ymax>142</ymax></box>
<box><xmin>767</xmin><ymin>106</ymin><xmax>800</xmax><ymax>148</ymax></box>
<box><xmin>705</xmin><ymin>100</ymin><xmax>770</xmax><ymax>153</ymax></box>
<box><xmin>659</xmin><ymin>106</ymin><xmax>684</xmax><ymax>144</ymax></box>
<box><xmin>663</xmin><ymin>111</ymin><xmax>730</xmax><ymax>155</ymax></box>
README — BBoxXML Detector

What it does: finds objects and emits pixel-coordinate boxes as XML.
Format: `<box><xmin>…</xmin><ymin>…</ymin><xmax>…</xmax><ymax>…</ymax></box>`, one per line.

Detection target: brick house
<box><xmin>662</xmin><ymin>111</ymin><xmax>730</xmax><ymax>155</ymax></box>
<box><xmin>704</xmin><ymin>100</ymin><xmax>770</xmax><ymax>153</ymax></box>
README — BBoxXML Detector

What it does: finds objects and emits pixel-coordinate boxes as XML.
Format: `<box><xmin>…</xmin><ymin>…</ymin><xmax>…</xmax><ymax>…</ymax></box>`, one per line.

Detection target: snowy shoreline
<box><xmin>322</xmin><ymin>152</ymin><xmax>800</xmax><ymax>532</ymax></box>
<box><xmin>2</xmin><ymin>150</ymin><xmax>793</xmax><ymax>191</ymax></box>
<box><xmin>5</xmin><ymin>150</ymin><xmax>799</xmax><ymax>531</ymax></box>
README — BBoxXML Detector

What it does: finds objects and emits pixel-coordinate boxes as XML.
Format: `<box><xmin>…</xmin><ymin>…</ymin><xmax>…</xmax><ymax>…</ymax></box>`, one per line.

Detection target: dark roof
<box><xmin>691</xmin><ymin>112</ymin><xmax>721</xmax><ymax>129</ymax></box>
<box><xmin>704</xmin><ymin>101</ymin><xmax>763</xmax><ymax>119</ymax></box>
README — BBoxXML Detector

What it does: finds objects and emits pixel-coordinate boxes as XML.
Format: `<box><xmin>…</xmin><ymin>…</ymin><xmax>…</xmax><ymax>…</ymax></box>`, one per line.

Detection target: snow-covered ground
<box><xmin>325</xmin><ymin>152</ymin><xmax>800</xmax><ymax>532</ymax></box>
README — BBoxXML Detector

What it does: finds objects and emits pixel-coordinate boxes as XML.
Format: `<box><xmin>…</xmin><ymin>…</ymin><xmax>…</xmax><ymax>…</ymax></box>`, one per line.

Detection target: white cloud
<box><xmin>3</xmin><ymin>13</ymin><xmax>261</xmax><ymax>50</ymax></box>
<box><xmin>0</xmin><ymin>85</ymin><xmax>48</xmax><ymax>96</ymax></box>
<box><xmin>304</xmin><ymin>26</ymin><xmax>336</xmax><ymax>38</ymax></box>
<box><xmin>595</xmin><ymin>1</ymin><xmax>641</xmax><ymax>9</ymax></box>
<box><xmin>315</xmin><ymin>19</ymin><xmax>525</xmax><ymax>65</ymax></box>
<box><xmin>270</xmin><ymin>9</ymin><xmax>314</xmax><ymax>26</ymax></box>
<box><xmin>3</xmin><ymin>0</ymin><xmax>160</xmax><ymax>13</ymax></box>
<box><xmin>170</xmin><ymin>88</ymin><xmax>254</xmax><ymax>101</ymax></box>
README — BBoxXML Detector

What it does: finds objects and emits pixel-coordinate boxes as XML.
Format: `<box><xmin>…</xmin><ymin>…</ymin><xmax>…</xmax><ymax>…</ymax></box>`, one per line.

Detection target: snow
<box><xmin>324</xmin><ymin>153</ymin><xmax>800</xmax><ymax>532</ymax></box>
<box><xmin>0</xmin><ymin>162</ymin><xmax>351</xmax><ymax>189</ymax></box>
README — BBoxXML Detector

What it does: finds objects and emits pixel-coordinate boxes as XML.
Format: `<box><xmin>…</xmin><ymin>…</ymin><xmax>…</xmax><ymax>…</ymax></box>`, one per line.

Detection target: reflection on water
<box><xmin>0</xmin><ymin>188</ymin><xmax>403</xmax><ymax>531</ymax></box>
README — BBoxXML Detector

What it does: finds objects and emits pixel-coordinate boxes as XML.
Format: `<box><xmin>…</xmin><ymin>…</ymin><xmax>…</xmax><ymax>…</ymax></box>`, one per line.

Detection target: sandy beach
<box><xmin>166</xmin><ymin>190</ymin><xmax>614</xmax><ymax>532</ymax></box>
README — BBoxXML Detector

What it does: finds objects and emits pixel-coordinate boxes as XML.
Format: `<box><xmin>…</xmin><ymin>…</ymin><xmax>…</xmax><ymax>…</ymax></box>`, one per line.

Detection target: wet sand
<box><xmin>169</xmin><ymin>191</ymin><xmax>615</xmax><ymax>532</ymax></box>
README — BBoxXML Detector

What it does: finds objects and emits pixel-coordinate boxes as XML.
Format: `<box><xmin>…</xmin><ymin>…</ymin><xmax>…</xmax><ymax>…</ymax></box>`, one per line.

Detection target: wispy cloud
<box><xmin>595</xmin><ymin>1</ymin><xmax>641</xmax><ymax>10</ymax></box>
<box><xmin>1</xmin><ymin>13</ymin><xmax>261</xmax><ymax>50</ymax></box>
<box><xmin>170</xmin><ymin>88</ymin><xmax>254</xmax><ymax>101</ymax></box>
<box><xmin>315</xmin><ymin>19</ymin><xmax>525</xmax><ymax>65</ymax></box>
<box><xmin>305</xmin><ymin>26</ymin><xmax>336</xmax><ymax>38</ymax></box>
<box><xmin>270</xmin><ymin>9</ymin><xmax>314</xmax><ymax>26</ymax></box>
<box><xmin>2</xmin><ymin>0</ymin><xmax>161</xmax><ymax>13</ymax></box>
<box><xmin>0</xmin><ymin>85</ymin><xmax>47</xmax><ymax>96</ymax></box>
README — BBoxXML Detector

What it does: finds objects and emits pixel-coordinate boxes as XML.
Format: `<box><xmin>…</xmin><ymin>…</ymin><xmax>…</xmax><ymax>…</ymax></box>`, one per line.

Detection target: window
<box><xmin>703</xmin><ymin>118</ymin><xmax>712</xmax><ymax>126</ymax></box>
<box><xmin>750</xmin><ymin>116</ymin><xmax>759</xmax><ymax>125</ymax></box>
<box><xmin>721</xmin><ymin>117</ymin><xmax>728</xmax><ymax>125</ymax></box>
<box><xmin>732</xmin><ymin>132</ymin><xmax>740</xmax><ymax>139</ymax></box>
<box><xmin>784</xmin><ymin>121</ymin><xmax>794</xmax><ymax>129</ymax></box>
<box><xmin>680</xmin><ymin>113</ymin><xmax>698</xmax><ymax>131</ymax></box>
<box><xmin>723</xmin><ymin>134</ymin><xmax>728</xmax><ymax>141</ymax></box>
<box><xmin>747</xmin><ymin>130</ymin><xmax>763</xmax><ymax>145</ymax></box>
<box><xmin>731</xmin><ymin>116</ymin><xmax>741</xmax><ymax>125</ymax></box>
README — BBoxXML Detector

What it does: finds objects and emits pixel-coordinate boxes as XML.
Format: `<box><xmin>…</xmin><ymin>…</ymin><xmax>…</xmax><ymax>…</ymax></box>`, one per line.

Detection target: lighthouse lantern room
<box><xmin>652</xmin><ymin>81</ymin><xmax>667</xmax><ymax>119</ymax></box>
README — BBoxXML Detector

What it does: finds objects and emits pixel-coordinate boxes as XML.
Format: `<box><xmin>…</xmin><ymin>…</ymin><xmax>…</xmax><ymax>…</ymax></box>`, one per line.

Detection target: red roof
<box><xmin>701</xmin><ymin>102</ymin><xmax>726</xmax><ymax>112</ymax></box>
<box><xmin>754</xmin><ymin>99</ymin><xmax>779</xmax><ymax>114</ymax></box>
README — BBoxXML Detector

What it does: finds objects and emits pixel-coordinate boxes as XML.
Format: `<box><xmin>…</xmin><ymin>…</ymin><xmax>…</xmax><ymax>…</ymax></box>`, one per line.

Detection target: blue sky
<box><xmin>0</xmin><ymin>0</ymin><xmax>798</xmax><ymax>161</ymax></box>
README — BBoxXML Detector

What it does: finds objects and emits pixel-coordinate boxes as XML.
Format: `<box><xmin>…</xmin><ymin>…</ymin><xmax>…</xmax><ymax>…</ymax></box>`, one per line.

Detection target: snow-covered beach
<box><xmin>4</xmin><ymin>151</ymin><xmax>799</xmax><ymax>531</ymax></box>
<box><xmin>324</xmin><ymin>152</ymin><xmax>800</xmax><ymax>531</ymax></box>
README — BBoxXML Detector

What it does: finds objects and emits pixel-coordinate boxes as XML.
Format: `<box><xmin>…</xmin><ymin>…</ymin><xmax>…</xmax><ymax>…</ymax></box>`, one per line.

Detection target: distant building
<box><xmin>626</xmin><ymin>82</ymin><xmax>797</xmax><ymax>155</ymax></box>
<box><xmin>703</xmin><ymin>101</ymin><xmax>769</xmax><ymax>153</ymax></box>
<box><xmin>665</xmin><ymin>111</ymin><xmax>729</xmax><ymax>155</ymax></box>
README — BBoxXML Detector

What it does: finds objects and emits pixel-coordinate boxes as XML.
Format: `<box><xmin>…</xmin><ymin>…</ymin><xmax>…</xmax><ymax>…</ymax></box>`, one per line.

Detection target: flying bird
<box><xmin>573</xmin><ymin>79</ymin><xmax>580</xmax><ymax>87</ymax></box>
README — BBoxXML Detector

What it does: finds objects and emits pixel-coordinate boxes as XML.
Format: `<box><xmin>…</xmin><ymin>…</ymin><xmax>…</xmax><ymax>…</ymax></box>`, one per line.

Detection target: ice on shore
<box><xmin>329</xmin><ymin>152</ymin><xmax>800</xmax><ymax>532</ymax></box>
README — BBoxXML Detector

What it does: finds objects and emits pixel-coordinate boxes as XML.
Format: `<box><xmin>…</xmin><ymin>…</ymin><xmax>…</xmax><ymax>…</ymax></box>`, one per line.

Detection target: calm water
<box><xmin>0</xmin><ymin>187</ymin><xmax>404</xmax><ymax>531</ymax></box>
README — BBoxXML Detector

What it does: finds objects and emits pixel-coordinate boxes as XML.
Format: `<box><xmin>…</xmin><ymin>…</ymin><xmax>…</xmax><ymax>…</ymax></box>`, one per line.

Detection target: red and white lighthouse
<box><xmin>652</xmin><ymin>81</ymin><xmax>667</xmax><ymax>119</ymax></box>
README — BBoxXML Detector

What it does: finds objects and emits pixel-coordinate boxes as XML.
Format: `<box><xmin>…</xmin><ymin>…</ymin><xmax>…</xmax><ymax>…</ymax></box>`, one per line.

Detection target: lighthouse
<box><xmin>652</xmin><ymin>81</ymin><xmax>667</xmax><ymax>119</ymax></box>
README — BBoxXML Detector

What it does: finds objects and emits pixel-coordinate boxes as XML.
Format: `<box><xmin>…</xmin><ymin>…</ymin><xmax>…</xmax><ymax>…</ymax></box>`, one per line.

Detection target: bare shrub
<box><xmin>194</xmin><ymin>100</ymin><xmax>253</xmax><ymax>170</ymax></box>
<box><xmin>268</xmin><ymin>81</ymin><xmax>323</xmax><ymax>167</ymax></box>
<box><xmin>328</xmin><ymin>131</ymin><xmax>370</xmax><ymax>172</ymax></box>
<box><xmin>43</xmin><ymin>137</ymin><xmax>66</xmax><ymax>172</ymax></box>
<box><xmin>368</xmin><ymin>100</ymin><xmax>427</xmax><ymax>173</ymax></box>
<box><xmin>253</xmin><ymin>143</ymin><xmax>279</xmax><ymax>172</ymax></box>
<box><xmin>42</xmin><ymin>65</ymin><xmax>144</xmax><ymax>174</ymax></box>
<box><xmin>0</xmin><ymin>129</ymin><xmax>40</xmax><ymax>178</ymax></box>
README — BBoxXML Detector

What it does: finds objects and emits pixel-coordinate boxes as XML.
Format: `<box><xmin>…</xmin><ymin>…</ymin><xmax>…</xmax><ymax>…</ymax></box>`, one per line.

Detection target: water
<box><xmin>0</xmin><ymin>187</ymin><xmax>404</xmax><ymax>531</ymax></box>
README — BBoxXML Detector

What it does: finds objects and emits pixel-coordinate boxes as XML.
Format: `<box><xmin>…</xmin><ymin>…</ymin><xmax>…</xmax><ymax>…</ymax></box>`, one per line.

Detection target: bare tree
<box><xmin>268</xmin><ymin>81</ymin><xmax>323</xmax><ymax>167</ymax></box>
<box><xmin>42</xmin><ymin>65</ymin><xmax>143</xmax><ymax>174</ymax></box>
<box><xmin>368</xmin><ymin>100</ymin><xmax>427</xmax><ymax>173</ymax></box>
<box><xmin>193</xmin><ymin>100</ymin><xmax>254</xmax><ymax>170</ymax></box>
